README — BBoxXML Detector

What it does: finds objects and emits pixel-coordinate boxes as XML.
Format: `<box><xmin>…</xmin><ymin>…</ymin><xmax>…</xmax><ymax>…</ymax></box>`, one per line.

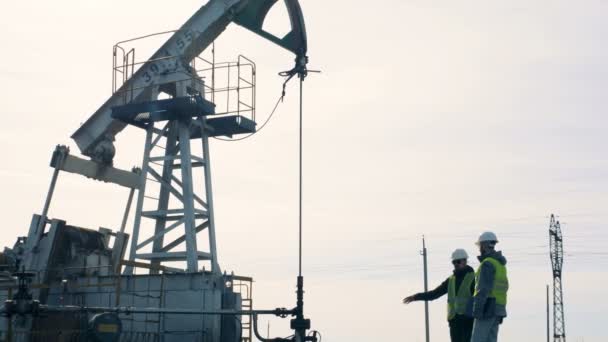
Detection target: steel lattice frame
<box><xmin>549</xmin><ymin>214</ymin><xmax>566</xmax><ymax>342</ymax></box>
<box><xmin>123</xmin><ymin>82</ymin><xmax>220</xmax><ymax>275</ymax></box>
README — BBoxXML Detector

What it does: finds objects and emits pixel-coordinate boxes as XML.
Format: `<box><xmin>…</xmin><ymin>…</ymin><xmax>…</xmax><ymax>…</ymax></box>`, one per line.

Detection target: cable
<box><xmin>214</xmin><ymin>65</ymin><xmax>306</xmax><ymax>143</ymax></box>
<box><xmin>213</xmin><ymin>94</ymin><xmax>283</xmax><ymax>142</ymax></box>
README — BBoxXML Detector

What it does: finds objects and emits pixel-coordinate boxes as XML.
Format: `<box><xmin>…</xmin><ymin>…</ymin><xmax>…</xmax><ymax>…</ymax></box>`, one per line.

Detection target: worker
<box><xmin>471</xmin><ymin>231</ymin><xmax>509</xmax><ymax>342</ymax></box>
<box><xmin>402</xmin><ymin>249</ymin><xmax>475</xmax><ymax>342</ymax></box>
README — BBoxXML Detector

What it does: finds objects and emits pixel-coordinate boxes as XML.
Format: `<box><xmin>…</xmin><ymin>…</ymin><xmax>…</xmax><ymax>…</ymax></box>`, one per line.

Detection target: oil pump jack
<box><xmin>0</xmin><ymin>1</ymin><xmax>318</xmax><ymax>341</ymax></box>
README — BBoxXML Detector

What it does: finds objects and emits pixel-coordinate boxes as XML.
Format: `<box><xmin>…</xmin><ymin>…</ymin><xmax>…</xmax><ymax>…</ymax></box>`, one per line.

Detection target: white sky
<box><xmin>1</xmin><ymin>1</ymin><xmax>607</xmax><ymax>341</ymax></box>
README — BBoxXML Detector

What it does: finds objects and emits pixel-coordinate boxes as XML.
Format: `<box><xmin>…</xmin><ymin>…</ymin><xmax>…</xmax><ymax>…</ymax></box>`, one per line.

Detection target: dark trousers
<box><xmin>449</xmin><ymin>315</ymin><xmax>474</xmax><ymax>342</ymax></box>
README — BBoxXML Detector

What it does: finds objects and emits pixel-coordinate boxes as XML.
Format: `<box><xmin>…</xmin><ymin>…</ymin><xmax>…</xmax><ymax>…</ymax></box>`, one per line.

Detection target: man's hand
<box><xmin>402</xmin><ymin>295</ymin><xmax>416</xmax><ymax>304</ymax></box>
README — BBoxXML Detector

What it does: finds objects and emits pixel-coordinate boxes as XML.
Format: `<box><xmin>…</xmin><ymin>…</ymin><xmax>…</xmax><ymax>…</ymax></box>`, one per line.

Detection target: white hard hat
<box><xmin>476</xmin><ymin>231</ymin><xmax>498</xmax><ymax>245</ymax></box>
<box><xmin>451</xmin><ymin>249</ymin><xmax>469</xmax><ymax>261</ymax></box>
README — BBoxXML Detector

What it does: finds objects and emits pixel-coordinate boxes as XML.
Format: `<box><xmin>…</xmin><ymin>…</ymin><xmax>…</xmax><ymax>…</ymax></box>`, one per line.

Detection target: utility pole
<box><xmin>549</xmin><ymin>214</ymin><xmax>566</xmax><ymax>342</ymax></box>
<box><xmin>421</xmin><ymin>236</ymin><xmax>430</xmax><ymax>342</ymax></box>
<box><xmin>546</xmin><ymin>284</ymin><xmax>550</xmax><ymax>342</ymax></box>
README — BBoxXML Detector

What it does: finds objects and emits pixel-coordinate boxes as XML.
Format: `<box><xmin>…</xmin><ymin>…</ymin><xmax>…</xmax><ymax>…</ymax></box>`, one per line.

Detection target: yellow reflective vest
<box><xmin>447</xmin><ymin>272</ymin><xmax>475</xmax><ymax>320</ymax></box>
<box><xmin>475</xmin><ymin>257</ymin><xmax>509</xmax><ymax>306</ymax></box>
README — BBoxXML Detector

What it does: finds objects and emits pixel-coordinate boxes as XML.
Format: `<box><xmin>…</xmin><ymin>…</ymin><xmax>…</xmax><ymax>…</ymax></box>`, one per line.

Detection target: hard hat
<box><xmin>476</xmin><ymin>231</ymin><xmax>498</xmax><ymax>245</ymax></box>
<box><xmin>451</xmin><ymin>249</ymin><xmax>469</xmax><ymax>261</ymax></box>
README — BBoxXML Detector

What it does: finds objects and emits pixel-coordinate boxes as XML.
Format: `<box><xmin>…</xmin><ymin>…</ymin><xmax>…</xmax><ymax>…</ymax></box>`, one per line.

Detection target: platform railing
<box><xmin>112</xmin><ymin>33</ymin><xmax>256</xmax><ymax>125</ymax></box>
<box><xmin>229</xmin><ymin>275</ymin><xmax>254</xmax><ymax>342</ymax></box>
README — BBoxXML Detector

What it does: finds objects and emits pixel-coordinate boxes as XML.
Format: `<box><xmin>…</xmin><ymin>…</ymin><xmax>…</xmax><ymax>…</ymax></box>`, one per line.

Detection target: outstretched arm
<box><xmin>403</xmin><ymin>278</ymin><xmax>449</xmax><ymax>304</ymax></box>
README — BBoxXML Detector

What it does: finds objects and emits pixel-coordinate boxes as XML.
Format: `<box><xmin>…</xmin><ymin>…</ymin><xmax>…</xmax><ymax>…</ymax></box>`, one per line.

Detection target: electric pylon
<box><xmin>549</xmin><ymin>214</ymin><xmax>566</xmax><ymax>342</ymax></box>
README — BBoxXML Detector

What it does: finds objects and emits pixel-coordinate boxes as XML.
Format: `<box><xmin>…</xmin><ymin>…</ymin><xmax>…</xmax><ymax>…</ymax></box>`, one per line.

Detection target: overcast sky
<box><xmin>1</xmin><ymin>1</ymin><xmax>607</xmax><ymax>341</ymax></box>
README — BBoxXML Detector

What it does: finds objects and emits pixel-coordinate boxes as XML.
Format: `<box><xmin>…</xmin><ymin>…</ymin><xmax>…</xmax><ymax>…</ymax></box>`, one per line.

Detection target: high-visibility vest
<box><xmin>447</xmin><ymin>272</ymin><xmax>475</xmax><ymax>320</ymax></box>
<box><xmin>475</xmin><ymin>257</ymin><xmax>509</xmax><ymax>306</ymax></box>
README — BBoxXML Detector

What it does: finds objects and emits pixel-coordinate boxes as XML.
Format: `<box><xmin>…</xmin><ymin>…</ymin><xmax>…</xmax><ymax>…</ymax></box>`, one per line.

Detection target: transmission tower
<box><xmin>549</xmin><ymin>214</ymin><xmax>566</xmax><ymax>342</ymax></box>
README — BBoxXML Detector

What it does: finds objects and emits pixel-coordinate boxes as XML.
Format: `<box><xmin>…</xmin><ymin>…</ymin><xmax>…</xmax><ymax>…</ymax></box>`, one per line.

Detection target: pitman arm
<box><xmin>71</xmin><ymin>0</ymin><xmax>307</xmax><ymax>164</ymax></box>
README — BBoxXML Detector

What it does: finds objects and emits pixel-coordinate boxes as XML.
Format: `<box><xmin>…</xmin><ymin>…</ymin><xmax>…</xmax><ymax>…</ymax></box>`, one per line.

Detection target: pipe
<box><xmin>252</xmin><ymin>314</ymin><xmax>292</xmax><ymax>342</ymax></box>
<box><xmin>42</xmin><ymin>305</ymin><xmax>292</xmax><ymax>317</ymax></box>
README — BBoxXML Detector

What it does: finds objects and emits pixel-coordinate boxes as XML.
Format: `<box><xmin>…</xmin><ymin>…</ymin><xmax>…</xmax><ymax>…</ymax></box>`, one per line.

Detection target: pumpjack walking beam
<box><xmin>71</xmin><ymin>0</ymin><xmax>307</xmax><ymax>165</ymax></box>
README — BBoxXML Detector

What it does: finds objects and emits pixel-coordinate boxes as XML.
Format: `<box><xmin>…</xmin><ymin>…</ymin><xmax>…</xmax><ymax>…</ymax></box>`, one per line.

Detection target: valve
<box><xmin>3</xmin><ymin>272</ymin><xmax>40</xmax><ymax>317</ymax></box>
